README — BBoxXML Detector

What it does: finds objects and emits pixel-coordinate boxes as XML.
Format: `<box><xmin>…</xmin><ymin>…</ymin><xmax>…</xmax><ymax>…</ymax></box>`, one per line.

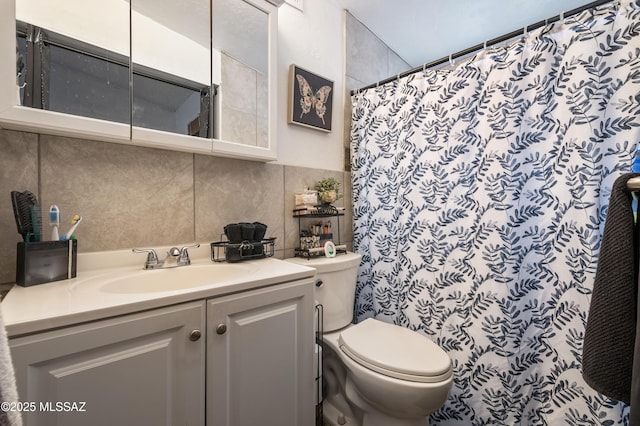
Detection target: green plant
<box><xmin>315</xmin><ymin>177</ymin><xmax>342</xmax><ymax>201</ymax></box>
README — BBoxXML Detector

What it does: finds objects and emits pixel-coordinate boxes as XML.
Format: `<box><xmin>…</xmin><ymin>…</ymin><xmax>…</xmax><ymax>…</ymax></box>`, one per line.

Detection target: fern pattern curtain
<box><xmin>350</xmin><ymin>1</ymin><xmax>640</xmax><ymax>424</ymax></box>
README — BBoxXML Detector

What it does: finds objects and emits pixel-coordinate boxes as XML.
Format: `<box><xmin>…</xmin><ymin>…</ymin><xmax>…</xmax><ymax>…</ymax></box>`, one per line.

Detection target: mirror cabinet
<box><xmin>0</xmin><ymin>0</ymin><xmax>280</xmax><ymax>161</ymax></box>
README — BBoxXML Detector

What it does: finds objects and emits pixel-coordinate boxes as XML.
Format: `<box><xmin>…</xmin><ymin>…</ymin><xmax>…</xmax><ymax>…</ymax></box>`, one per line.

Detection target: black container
<box><xmin>224</xmin><ymin>222</ymin><xmax>268</xmax><ymax>256</ymax></box>
<box><xmin>16</xmin><ymin>240</ymin><xmax>77</xmax><ymax>286</ymax></box>
<box><xmin>210</xmin><ymin>238</ymin><xmax>276</xmax><ymax>263</ymax></box>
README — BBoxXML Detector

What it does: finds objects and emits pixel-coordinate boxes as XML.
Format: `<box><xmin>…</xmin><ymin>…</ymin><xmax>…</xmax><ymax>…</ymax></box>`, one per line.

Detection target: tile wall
<box><xmin>0</xmin><ymin>129</ymin><xmax>352</xmax><ymax>286</ymax></box>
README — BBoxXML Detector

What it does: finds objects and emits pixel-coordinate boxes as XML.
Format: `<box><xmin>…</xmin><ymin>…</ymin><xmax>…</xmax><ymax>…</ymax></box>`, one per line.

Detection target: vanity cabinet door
<box><xmin>9</xmin><ymin>301</ymin><xmax>205</xmax><ymax>426</ymax></box>
<box><xmin>206</xmin><ymin>279</ymin><xmax>315</xmax><ymax>426</ymax></box>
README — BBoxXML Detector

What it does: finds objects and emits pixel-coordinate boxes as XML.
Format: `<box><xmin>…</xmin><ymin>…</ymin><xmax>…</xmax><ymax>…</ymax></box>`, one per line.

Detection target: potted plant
<box><xmin>315</xmin><ymin>177</ymin><xmax>341</xmax><ymax>205</ymax></box>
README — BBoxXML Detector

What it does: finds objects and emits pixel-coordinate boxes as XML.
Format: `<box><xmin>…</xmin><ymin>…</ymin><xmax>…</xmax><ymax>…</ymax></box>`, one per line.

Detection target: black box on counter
<box><xmin>16</xmin><ymin>240</ymin><xmax>77</xmax><ymax>286</ymax></box>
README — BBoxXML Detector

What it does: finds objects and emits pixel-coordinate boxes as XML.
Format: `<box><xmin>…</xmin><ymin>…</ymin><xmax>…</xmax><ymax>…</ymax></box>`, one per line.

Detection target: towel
<box><xmin>583</xmin><ymin>173</ymin><xmax>640</xmax><ymax>405</ymax></box>
<box><xmin>0</xmin><ymin>304</ymin><xmax>22</xmax><ymax>426</ymax></box>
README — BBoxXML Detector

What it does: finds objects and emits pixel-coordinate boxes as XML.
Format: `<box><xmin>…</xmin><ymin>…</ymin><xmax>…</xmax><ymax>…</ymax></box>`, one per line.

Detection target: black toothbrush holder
<box><xmin>16</xmin><ymin>239</ymin><xmax>77</xmax><ymax>286</ymax></box>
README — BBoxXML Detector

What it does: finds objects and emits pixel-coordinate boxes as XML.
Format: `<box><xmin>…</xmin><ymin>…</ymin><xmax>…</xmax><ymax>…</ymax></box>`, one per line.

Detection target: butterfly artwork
<box><xmin>296</xmin><ymin>74</ymin><xmax>332</xmax><ymax>125</ymax></box>
<box><xmin>289</xmin><ymin>65</ymin><xmax>333</xmax><ymax>132</ymax></box>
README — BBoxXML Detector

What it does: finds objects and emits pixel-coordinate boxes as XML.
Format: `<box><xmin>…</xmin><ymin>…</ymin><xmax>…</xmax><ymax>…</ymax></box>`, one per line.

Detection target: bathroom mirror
<box><xmin>131</xmin><ymin>0</ymin><xmax>212</xmax><ymax>150</ymax></box>
<box><xmin>213</xmin><ymin>0</ymin><xmax>269</xmax><ymax>148</ymax></box>
<box><xmin>0</xmin><ymin>0</ymin><xmax>279</xmax><ymax>161</ymax></box>
<box><xmin>0</xmin><ymin>0</ymin><xmax>131</xmax><ymax>141</ymax></box>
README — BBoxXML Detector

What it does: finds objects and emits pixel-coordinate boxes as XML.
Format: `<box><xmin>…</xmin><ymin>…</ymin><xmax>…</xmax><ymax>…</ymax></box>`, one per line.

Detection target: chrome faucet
<box><xmin>132</xmin><ymin>243</ymin><xmax>200</xmax><ymax>269</ymax></box>
<box><xmin>163</xmin><ymin>247</ymin><xmax>181</xmax><ymax>267</ymax></box>
<box><xmin>132</xmin><ymin>247</ymin><xmax>160</xmax><ymax>269</ymax></box>
<box><xmin>178</xmin><ymin>243</ymin><xmax>200</xmax><ymax>266</ymax></box>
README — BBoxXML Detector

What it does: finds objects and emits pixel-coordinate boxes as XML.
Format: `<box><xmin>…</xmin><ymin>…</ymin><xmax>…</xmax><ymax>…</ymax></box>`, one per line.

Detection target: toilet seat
<box><xmin>338</xmin><ymin>319</ymin><xmax>452</xmax><ymax>383</ymax></box>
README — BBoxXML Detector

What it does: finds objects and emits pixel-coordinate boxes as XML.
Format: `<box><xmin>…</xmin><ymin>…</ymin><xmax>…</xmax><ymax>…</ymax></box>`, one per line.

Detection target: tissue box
<box><xmin>294</xmin><ymin>190</ymin><xmax>318</xmax><ymax>207</ymax></box>
<box><xmin>16</xmin><ymin>240</ymin><xmax>77</xmax><ymax>286</ymax></box>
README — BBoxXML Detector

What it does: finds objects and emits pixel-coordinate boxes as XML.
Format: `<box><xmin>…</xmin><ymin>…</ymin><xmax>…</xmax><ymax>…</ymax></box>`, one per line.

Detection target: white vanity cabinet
<box><xmin>207</xmin><ymin>279</ymin><xmax>315</xmax><ymax>426</ymax></box>
<box><xmin>8</xmin><ymin>277</ymin><xmax>315</xmax><ymax>426</ymax></box>
<box><xmin>9</xmin><ymin>301</ymin><xmax>206</xmax><ymax>426</ymax></box>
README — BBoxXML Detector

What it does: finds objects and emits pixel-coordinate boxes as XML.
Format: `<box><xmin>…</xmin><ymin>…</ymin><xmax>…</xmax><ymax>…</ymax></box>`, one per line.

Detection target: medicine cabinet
<box><xmin>0</xmin><ymin>0</ymin><xmax>280</xmax><ymax>161</ymax></box>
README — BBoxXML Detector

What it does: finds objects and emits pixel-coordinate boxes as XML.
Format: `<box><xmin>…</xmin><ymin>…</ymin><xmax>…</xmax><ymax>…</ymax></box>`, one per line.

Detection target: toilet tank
<box><xmin>286</xmin><ymin>252</ymin><xmax>362</xmax><ymax>332</ymax></box>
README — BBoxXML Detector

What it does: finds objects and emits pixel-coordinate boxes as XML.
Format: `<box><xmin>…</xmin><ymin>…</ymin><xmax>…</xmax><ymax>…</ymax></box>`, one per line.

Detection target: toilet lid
<box><xmin>339</xmin><ymin>319</ymin><xmax>452</xmax><ymax>383</ymax></box>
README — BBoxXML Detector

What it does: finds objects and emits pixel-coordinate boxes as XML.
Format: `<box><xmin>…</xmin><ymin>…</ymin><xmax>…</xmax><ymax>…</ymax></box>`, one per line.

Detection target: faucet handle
<box><xmin>132</xmin><ymin>248</ymin><xmax>159</xmax><ymax>269</ymax></box>
<box><xmin>178</xmin><ymin>243</ymin><xmax>200</xmax><ymax>265</ymax></box>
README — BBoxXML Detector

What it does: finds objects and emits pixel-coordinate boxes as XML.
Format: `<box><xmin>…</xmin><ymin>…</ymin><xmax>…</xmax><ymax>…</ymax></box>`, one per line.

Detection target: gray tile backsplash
<box><xmin>194</xmin><ymin>155</ymin><xmax>285</xmax><ymax>250</ymax></box>
<box><xmin>0</xmin><ymin>130</ymin><xmax>38</xmax><ymax>285</ymax></box>
<box><xmin>0</xmin><ymin>129</ymin><xmax>353</xmax><ymax>285</ymax></box>
<box><xmin>39</xmin><ymin>134</ymin><xmax>195</xmax><ymax>252</ymax></box>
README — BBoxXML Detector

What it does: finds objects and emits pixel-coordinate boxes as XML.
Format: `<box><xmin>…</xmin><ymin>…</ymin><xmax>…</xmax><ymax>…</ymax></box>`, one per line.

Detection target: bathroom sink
<box><xmin>97</xmin><ymin>263</ymin><xmax>254</xmax><ymax>294</ymax></box>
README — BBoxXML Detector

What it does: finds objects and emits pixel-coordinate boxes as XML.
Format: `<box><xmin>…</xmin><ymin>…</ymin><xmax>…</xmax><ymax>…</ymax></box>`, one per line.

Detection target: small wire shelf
<box><xmin>294</xmin><ymin>244</ymin><xmax>348</xmax><ymax>259</ymax></box>
<box><xmin>210</xmin><ymin>237</ymin><xmax>276</xmax><ymax>263</ymax></box>
<box><xmin>293</xmin><ymin>204</ymin><xmax>344</xmax><ymax>217</ymax></box>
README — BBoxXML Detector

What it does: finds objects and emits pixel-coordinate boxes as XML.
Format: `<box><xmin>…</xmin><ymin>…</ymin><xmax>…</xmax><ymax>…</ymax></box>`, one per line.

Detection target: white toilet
<box><xmin>286</xmin><ymin>252</ymin><xmax>453</xmax><ymax>426</ymax></box>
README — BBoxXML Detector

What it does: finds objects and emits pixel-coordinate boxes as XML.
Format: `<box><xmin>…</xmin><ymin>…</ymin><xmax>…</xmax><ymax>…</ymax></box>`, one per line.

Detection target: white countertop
<box><xmin>2</xmin><ymin>245</ymin><xmax>316</xmax><ymax>337</ymax></box>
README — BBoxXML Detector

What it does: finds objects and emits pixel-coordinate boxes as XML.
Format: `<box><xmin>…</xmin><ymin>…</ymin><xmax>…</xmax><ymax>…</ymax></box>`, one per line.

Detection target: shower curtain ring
<box><xmin>523</xmin><ymin>25</ymin><xmax>528</xmax><ymax>36</ymax></box>
<box><xmin>483</xmin><ymin>40</ymin><xmax>487</xmax><ymax>50</ymax></box>
<box><xmin>449</xmin><ymin>54</ymin><xmax>455</xmax><ymax>66</ymax></box>
<box><xmin>560</xmin><ymin>11</ymin><xmax>565</xmax><ymax>21</ymax></box>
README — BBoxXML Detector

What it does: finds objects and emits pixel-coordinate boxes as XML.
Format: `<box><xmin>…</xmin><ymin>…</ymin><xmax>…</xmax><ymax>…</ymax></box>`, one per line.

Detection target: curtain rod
<box><xmin>628</xmin><ymin>176</ymin><xmax>640</xmax><ymax>191</ymax></box>
<box><xmin>350</xmin><ymin>0</ymin><xmax>615</xmax><ymax>95</ymax></box>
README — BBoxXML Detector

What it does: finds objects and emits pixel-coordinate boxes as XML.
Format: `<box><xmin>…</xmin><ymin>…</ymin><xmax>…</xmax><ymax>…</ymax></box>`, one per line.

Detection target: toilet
<box><xmin>286</xmin><ymin>252</ymin><xmax>453</xmax><ymax>426</ymax></box>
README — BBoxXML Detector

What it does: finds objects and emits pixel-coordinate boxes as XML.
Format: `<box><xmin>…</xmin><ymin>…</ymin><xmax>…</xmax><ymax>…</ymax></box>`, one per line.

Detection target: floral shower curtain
<box><xmin>350</xmin><ymin>0</ymin><xmax>640</xmax><ymax>424</ymax></box>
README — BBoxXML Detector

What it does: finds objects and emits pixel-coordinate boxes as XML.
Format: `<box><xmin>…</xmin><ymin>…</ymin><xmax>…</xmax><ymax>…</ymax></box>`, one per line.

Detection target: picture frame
<box><xmin>288</xmin><ymin>64</ymin><xmax>333</xmax><ymax>132</ymax></box>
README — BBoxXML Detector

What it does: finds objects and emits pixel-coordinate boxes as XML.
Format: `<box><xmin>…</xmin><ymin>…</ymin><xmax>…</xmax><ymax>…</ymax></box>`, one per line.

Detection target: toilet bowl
<box><xmin>285</xmin><ymin>253</ymin><xmax>453</xmax><ymax>426</ymax></box>
<box><xmin>324</xmin><ymin>319</ymin><xmax>453</xmax><ymax>425</ymax></box>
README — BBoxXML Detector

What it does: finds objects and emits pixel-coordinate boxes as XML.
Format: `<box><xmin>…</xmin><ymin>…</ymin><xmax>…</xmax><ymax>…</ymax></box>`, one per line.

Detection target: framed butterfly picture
<box><xmin>288</xmin><ymin>65</ymin><xmax>333</xmax><ymax>132</ymax></box>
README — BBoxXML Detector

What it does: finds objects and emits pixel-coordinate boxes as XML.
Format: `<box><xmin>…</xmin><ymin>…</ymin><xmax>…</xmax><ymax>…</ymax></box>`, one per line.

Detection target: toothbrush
<box><xmin>49</xmin><ymin>205</ymin><xmax>60</xmax><ymax>241</ymax></box>
<box><xmin>61</xmin><ymin>215</ymin><xmax>82</xmax><ymax>240</ymax></box>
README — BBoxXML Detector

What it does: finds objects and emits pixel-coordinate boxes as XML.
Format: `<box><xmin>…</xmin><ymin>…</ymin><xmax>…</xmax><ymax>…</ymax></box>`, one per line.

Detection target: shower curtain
<box><xmin>350</xmin><ymin>0</ymin><xmax>640</xmax><ymax>424</ymax></box>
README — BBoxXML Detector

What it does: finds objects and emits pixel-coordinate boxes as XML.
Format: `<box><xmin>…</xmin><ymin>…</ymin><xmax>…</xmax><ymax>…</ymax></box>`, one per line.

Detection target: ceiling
<box><xmin>335</xmin><ymin>0</ymin><xmax>596</xmax><ymax>67</ymax></box>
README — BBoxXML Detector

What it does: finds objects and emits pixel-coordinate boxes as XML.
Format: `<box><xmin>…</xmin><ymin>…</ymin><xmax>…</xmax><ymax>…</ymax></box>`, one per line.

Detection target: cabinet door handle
<box><xmin>216</xmin><ymin>323</ymin><xmax>227</xmax><ymax>335</ymax></box>
<box><xmin>189</xmin><ymin>330</ymin><xmax>202</xmax><ymax>341</ymax></box>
